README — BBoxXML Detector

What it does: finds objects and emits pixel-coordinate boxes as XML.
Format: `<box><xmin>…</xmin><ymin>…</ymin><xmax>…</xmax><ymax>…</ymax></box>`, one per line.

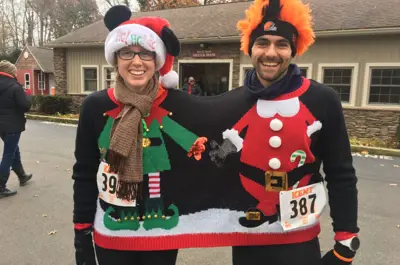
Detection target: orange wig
<box><xmin>237</xmin><ymin>0</ymin><xmax>315</xmax><ymax>56</ymax></box>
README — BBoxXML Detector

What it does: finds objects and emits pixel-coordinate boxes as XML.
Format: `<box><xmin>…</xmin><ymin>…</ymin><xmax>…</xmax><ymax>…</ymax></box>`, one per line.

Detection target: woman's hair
<box><xmin>237</xmin><ymin>0</ymin><xmax>315</xmax><ymax>56</ymax></box>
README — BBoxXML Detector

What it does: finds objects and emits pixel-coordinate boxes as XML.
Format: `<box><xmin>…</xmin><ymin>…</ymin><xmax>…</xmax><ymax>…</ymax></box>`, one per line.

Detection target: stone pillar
<box><xmin>53</xmin><ymin>48</ymin><xmax>67</xmax><ymax>95</ymax></box>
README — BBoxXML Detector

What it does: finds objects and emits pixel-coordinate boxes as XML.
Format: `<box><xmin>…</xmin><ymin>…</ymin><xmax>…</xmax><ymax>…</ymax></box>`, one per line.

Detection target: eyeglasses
<box><xmin>117</xmin><ymin>50</ymin><xmax>156</xmax><ymax>61</ymax></box>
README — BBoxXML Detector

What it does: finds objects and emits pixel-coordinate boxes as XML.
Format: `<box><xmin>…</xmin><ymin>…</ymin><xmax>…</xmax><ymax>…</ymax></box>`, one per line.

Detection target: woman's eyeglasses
<box><xmin>117</xmin><ymin>50</ymin><xmax>156</xmax><ymax>61</ymax></box>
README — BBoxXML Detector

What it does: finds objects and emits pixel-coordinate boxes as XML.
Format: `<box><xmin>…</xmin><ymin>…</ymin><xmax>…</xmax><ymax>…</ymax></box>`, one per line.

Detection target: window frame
<box><xmin>24</xmin><ymin>73</ymin><xmax>30</xmax><ymax>89</ymax></box>
<box><xmin>38</xmin><ymin>71</ymin><xmax>46</xmax><ymax>90</ymax></box>
<box><xmin>102</xmin><ymin>65</ymin><xmax>115</xmax><ymax>90</ymax></box>
<box><xmin>317</xmin><ymin>63</ymin><xmax>359</xmax><ymax>107</ymax></box>
<box><xmin>81</xmin><ymin>65</ymin><xmax>99</xmax><ymax>94</ymax></box>
<box><xmin>239</xmin><ymin>64</ymin><xmax>253</xmax><ymax>87</ymax></box>
<box><xmin>297</xmin><ymin>63</ymin><xmax>313</xmax><ymax>79</ymax></box>
<box><xmin>362</xmin><ymin>63</ymin><xmax>400</xmax><ymax>108</ymax></box>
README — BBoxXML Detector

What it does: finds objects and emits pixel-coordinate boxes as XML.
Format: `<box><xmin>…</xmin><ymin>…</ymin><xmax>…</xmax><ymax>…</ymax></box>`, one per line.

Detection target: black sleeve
<box><xmin>13</xmin><ymin>83</ymin><xmax>32</xmax><ymax>112</ymax></box>
<box><xmin>72</xmin><ymin>95</ymin><xmax>101</xmax><ymax>224</ymax></box>
<box><xmin>320</xmin><ymin>90</ymin><xmax>359</xmax><ymax>234</ymax></box>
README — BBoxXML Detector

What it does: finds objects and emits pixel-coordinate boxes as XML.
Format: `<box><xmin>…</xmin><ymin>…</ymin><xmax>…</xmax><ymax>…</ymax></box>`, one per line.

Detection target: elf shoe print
<box><xmin>103</xmin><ymin>206</ymin><xmax>141</xmax><ymax>231</ymax></box>
<box><xmin>142</xmin><ymin>204</ymin><xmax>179</xmax><ymax>231</ymax></box>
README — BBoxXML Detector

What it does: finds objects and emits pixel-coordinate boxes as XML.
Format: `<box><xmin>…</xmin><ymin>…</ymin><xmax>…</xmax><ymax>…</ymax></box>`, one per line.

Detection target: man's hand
<box><xmin>322</xmin><ymin>242</ymin><xmax>356</xmax><ymax>265</ymax></box>
<box><xmin>74</xmin><ymin>227</ymin><xmax>96</xmax><ymax>265</ymax></box>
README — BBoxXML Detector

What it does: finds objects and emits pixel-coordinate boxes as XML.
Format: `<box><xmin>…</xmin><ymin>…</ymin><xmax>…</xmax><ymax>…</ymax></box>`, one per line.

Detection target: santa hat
<box><xmin>237</xmin><ymin>0</ymin><xmax>315</xmax><ymax>57</ymax></box>
<box><xmin>104</xmin><ymin>5</ymin><xmax>180</xmax><ymax>88</ymax></box>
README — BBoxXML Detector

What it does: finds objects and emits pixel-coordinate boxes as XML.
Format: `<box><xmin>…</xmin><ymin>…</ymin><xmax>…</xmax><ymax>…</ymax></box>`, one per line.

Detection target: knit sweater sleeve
<box><xmin>319</xmin><ymin>90</ymin><xmax>359</xmax><ymax>234</ymax></box>
<box><xmin>72</xmin><ymin>95</ymin><xmax>101</xmax><ymax>224</ymax></box>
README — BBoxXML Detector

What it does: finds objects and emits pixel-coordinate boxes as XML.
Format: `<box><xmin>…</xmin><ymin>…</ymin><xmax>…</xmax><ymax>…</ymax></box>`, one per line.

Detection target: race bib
<box><xmin>96</xmin><ymin>162</ymin><xmax>136</xmax><ymax>207</ymax></box>
<box><xmin>279</xmin><ymin>182</ymin><xmax>327</xmax><ymax>231</ymax></box>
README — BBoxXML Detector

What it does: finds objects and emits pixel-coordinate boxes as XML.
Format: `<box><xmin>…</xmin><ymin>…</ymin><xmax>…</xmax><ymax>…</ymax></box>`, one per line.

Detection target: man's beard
<box><xmin>256</xmin><ymin>65</ymin><xmax>288</xmax><ymax>85</ymax></box>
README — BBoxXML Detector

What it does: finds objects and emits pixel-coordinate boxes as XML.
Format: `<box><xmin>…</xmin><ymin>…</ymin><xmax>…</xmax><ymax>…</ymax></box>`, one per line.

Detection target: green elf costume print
<box><xmin>97</xmin><ymin>88</ymin><xmax>207</xmax><ymax>232</ymax></box>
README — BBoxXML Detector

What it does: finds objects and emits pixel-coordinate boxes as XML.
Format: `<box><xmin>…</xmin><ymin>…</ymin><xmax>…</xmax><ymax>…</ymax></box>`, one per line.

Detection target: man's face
<box><xmin>251</xmin><ymin>35</ymin><xmax>292</xmax><ymax>87</ymax></box>
<box><xmin>189</xmin><ymin>79</ymin><xmax>195</xmax><ymax>85</ymax></box>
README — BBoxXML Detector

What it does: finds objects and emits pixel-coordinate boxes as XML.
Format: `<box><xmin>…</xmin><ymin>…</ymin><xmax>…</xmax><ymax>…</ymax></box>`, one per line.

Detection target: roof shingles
<box><xmin>28</xmin><ymin>46</ymin><xmax>54</xmax><ymax>73</ymax></box>
<box><xmin>48</xmin><ymin>0</ymin><xmax>400</xmax><ymax>47</ymax></box>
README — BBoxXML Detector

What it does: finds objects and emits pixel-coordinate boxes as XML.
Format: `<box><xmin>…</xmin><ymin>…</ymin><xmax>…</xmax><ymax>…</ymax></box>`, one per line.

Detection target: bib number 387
<box><xmin>96</xmin><ymin>162</ymin><xmax>136</xmax><ymax>207</ymax></box>
<box><xmin>279</xmin><ymin>182</ymin><xmax>326</xmax><ymax>231</ymax></box>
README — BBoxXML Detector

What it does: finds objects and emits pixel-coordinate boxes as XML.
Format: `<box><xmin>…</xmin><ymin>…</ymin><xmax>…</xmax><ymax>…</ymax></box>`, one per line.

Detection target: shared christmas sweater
<box><xmin>72</xmin><ymin>78</ymin><xmax>359</xmax><ymax>251</ymax></box>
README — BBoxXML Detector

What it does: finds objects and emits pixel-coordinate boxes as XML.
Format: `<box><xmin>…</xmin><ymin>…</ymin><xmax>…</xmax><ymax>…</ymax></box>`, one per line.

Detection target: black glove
<box><xmin>74</xmin><ymin>227</ymin><xmax>97</xmax><ymax>265</ymax></box>
<box><xmin>209</xmin><ymin>139</ymin><xmax>237</xmax><ymax>167</ymax></box>
<box><xmin>322</xmin><ymin>242</ymin><xmax>356</xmax><ymax>265</ymax></box>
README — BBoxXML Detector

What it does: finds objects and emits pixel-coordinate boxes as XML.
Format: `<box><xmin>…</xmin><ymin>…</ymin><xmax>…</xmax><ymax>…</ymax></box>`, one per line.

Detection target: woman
<box><xmin>0</xmin><ymin>60</ymin><xmax>33</xmax><ymax>199</ymax></box>
<box><xmin>72</xmin><ymin>6</ymin><xmax>207</xmax><ymax>265</ymax></box>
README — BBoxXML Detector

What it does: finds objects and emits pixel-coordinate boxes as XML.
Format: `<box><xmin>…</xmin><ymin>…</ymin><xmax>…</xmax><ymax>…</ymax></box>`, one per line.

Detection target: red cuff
<box><xmin>334</xmin><ymin>232</ymin><xmax>358</xmax><ymax>241</ymax></box>
<box><xmin>74</xmin><ymin>223</ymin><xmax>93</xmax><ymax>230</ymax></box>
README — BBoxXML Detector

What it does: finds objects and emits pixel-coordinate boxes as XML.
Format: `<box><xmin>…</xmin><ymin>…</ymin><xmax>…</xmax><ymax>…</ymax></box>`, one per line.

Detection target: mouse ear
<box><xmin>104</xmin><ymin>5</ymin><xmax>132</xmax><ymax>31</ymax></box>
<box><xmin>161</xmin><ymin>26</ymin><xmax>180</xmax><ymax>56</ymax></box>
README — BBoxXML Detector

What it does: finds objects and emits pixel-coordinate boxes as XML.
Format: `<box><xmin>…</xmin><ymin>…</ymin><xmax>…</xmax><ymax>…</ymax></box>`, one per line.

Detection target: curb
<box><xmin>351</xmin><ymin>145</ymin><xmax>400</xmax><ymax>157</ymax></box>
<box><xmin>25</xmin><ymin>114</ymin><xmax>400</xmax><ymax>157</ymax></box>
<box><xmin>25</xmin><ymin>114</ymin><xmax>78</xmax><ymax>125</ymax></box>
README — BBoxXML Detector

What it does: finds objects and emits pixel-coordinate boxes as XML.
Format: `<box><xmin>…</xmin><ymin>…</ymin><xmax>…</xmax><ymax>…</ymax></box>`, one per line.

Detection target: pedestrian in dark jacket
<box><xmin>181</xmin><ymin>77</ymin><xmax>202</xmax><ymax>96</ymax></box>
<box><xmin>0</xmin><ymin>60</ymin><xmax>33</xmax><ymax>198</ymax></box>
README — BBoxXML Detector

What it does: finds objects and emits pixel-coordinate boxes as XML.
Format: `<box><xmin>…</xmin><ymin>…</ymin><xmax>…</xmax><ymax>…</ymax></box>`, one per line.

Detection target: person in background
<box><xmin>182</xmin><ymin>76</ymin><xmax>202</xmax><ymax>95</ymax></box>
<box><xmin>0</xmin><ymin>60</ymin><xmax>33</xmax><ymax>199</ymax></box>
<box><xmin>25</xmin><ymin>87</ymin><xmax>32</xmax><ymax>96</ymax></box>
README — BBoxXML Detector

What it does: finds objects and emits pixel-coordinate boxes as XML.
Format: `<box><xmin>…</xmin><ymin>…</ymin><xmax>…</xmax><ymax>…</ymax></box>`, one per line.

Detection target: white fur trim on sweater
<box><xmin>307</xmin><ymin>121</ymin><xmax>322</xmax><ymax>137</ymax></box>
<box><xmin>105</xmin><ymin>24</ymin><xmax>166</xmax><ymax>70</ymax></box>
<box><xmin>160</xmin><ymin>70</ymin><xmax>179</xmax><ymax>88</ymax></box>
<box><xmin>256</xmin><ymin>98</ymin><xmax>300</xmax><ymax>118</ymax></box>
<box><xmin>222</xmin><ymin>129</ymin><xmax>243</xmax><ymax>151</ymax></box>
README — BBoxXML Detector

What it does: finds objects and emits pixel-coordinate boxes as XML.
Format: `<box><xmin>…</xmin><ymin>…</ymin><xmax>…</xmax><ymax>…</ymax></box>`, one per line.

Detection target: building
<box><xmin>15</xmin><ymin>46</ymin><xmax>55</xmax><ymax>95</ymax></box>
<box><xmin>47</xmin><ymin>0</ymin><xmax>400</xmax><ymax>141</ymax></box>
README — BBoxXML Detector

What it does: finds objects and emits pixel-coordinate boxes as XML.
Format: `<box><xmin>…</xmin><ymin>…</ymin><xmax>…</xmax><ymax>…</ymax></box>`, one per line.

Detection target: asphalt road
<box><xmin>0</xmin><ymin>120</ymin><xmax>399</xmax><ymax>265</ymax></box>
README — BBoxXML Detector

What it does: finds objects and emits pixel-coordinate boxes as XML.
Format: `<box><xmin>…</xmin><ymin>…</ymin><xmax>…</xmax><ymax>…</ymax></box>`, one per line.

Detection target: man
<box><xmin>209</xmin><ymin>0</ymin><xmax>359</xmax><ymax>264</ymax></box>
<box><xmin>0</xmin><ymin>60</ymin><xmax>33</xmax><ymax>198</ymax></box>
<box><xmin>182</xmin><ymin>76</ymin><xmax>202</xmax><ymax>95</ymax></box>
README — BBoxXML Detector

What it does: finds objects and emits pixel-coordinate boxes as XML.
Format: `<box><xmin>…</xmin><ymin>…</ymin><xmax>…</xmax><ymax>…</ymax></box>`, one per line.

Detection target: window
<box><xmin>24</xmin><ymin>73</ymin><xmax>30</xmax><ymax>89</ymax></box>
<box><xmin>299</xmin><ymin>68</ymin><xmax>308</xmax><ymax>77</ymax></box>
<box><xmin>81</xmin><ymin>66</ymin><xmax>99</xmax><ymax>93</ymax></box>
<box><xmin>239</xmin><ymin>64</ymin><xmax>253</xmax><ymax>86</ymax></box>
<box><xmin>322</xmin><ymin>68</ymin><xmax>353</xmax><ymax>102</ymax></box>
<box><xmin>296</xmin><ymin>64</ymin><xmax>312</xmax><ymax>79</ymax></box>
<box><xmin>103</xmin><ymin>67</ymin><xmax>115</xmax><ymax>89</ymax></box>
<box><xmin>368</xmin><ymin>68</ymin><xmax>400</xmax><ymax>105</ymax></box>
<box><xmin>38</xmin><ymin>72</ymin><xmax>45</xmax><ymax>90</ymax></box>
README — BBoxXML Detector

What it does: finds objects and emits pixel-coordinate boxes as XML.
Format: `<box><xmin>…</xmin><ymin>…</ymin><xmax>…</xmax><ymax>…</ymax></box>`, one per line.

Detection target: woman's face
<box><xmin>116</xmin><ymin>45</ymin><xmax>156</xmax><ymax>93</ymax></box>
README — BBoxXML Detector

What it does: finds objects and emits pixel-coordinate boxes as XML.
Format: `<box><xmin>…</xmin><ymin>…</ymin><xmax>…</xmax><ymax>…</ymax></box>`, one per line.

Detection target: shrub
<box><xmin>33</xmin><ymin>95</ymin><xmax>73</xmax><ymax>115</ymax></box>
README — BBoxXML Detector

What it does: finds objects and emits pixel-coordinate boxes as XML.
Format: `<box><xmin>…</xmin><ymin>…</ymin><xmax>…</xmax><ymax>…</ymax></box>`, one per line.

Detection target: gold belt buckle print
<box><xmin>142</xmin><ymin>138</ymin><xmax>151</xmax><ymax>148</ymax></box>
<box><xmin>265</xmin><ymin>171</ymin><xmax>288</xmax><ymax>192</ymax></box>
<box><xmin>246</xmin><ymin>211</ymin><xmax>261</xmax><ymax>221</ymax></box>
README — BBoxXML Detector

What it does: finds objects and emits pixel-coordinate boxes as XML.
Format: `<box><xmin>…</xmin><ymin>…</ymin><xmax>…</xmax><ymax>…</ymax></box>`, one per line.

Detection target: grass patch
<box><xmin>350</xmin><ymin>137</ymin><xmax>400</xmax><ymax>149</ymax></box>
<box><xmin>54</xmin><ymin>112</ymin><xmax>79</xmax><ymax>119</ymax></box>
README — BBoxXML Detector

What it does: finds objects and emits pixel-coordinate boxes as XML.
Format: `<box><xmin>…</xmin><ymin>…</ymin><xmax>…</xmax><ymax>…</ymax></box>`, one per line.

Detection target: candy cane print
<box><xmin>291</xmin><ymin>150</ymin><xmax>307</xmax><ymax>189</ymax></box>
<box><xmin>290</xmin><ymin>150</ymin><xmax>307</xmax><ymax>167</ymax></box>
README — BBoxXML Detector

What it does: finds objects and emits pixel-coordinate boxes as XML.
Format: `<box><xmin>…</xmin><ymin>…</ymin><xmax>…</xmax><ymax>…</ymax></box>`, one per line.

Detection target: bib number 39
<box><xmin>279</xmin><ymin>182</ymin><xmax>326</xmax><ymax>231</ymax></box>
<box><xmin>101</xmin><ymin>173</ymin><xmax>117</xmax><ymax>194</ymax></box>
<box><xmin>96</xmin><ymin>162</ymin><xmax>136</xmax><ymax>207</ymax></box>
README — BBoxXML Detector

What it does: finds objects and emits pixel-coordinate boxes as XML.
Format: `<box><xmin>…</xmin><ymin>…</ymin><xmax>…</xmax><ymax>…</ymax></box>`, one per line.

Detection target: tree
<box><xmin>139</xmin><ymin>0</ymin><xmax>201</xmax><ymax>11</ymax></box>
<box><xmin>0</xmin><ymin>48</ymin><xmax>22</xmax><ymax>63</ymax></box>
